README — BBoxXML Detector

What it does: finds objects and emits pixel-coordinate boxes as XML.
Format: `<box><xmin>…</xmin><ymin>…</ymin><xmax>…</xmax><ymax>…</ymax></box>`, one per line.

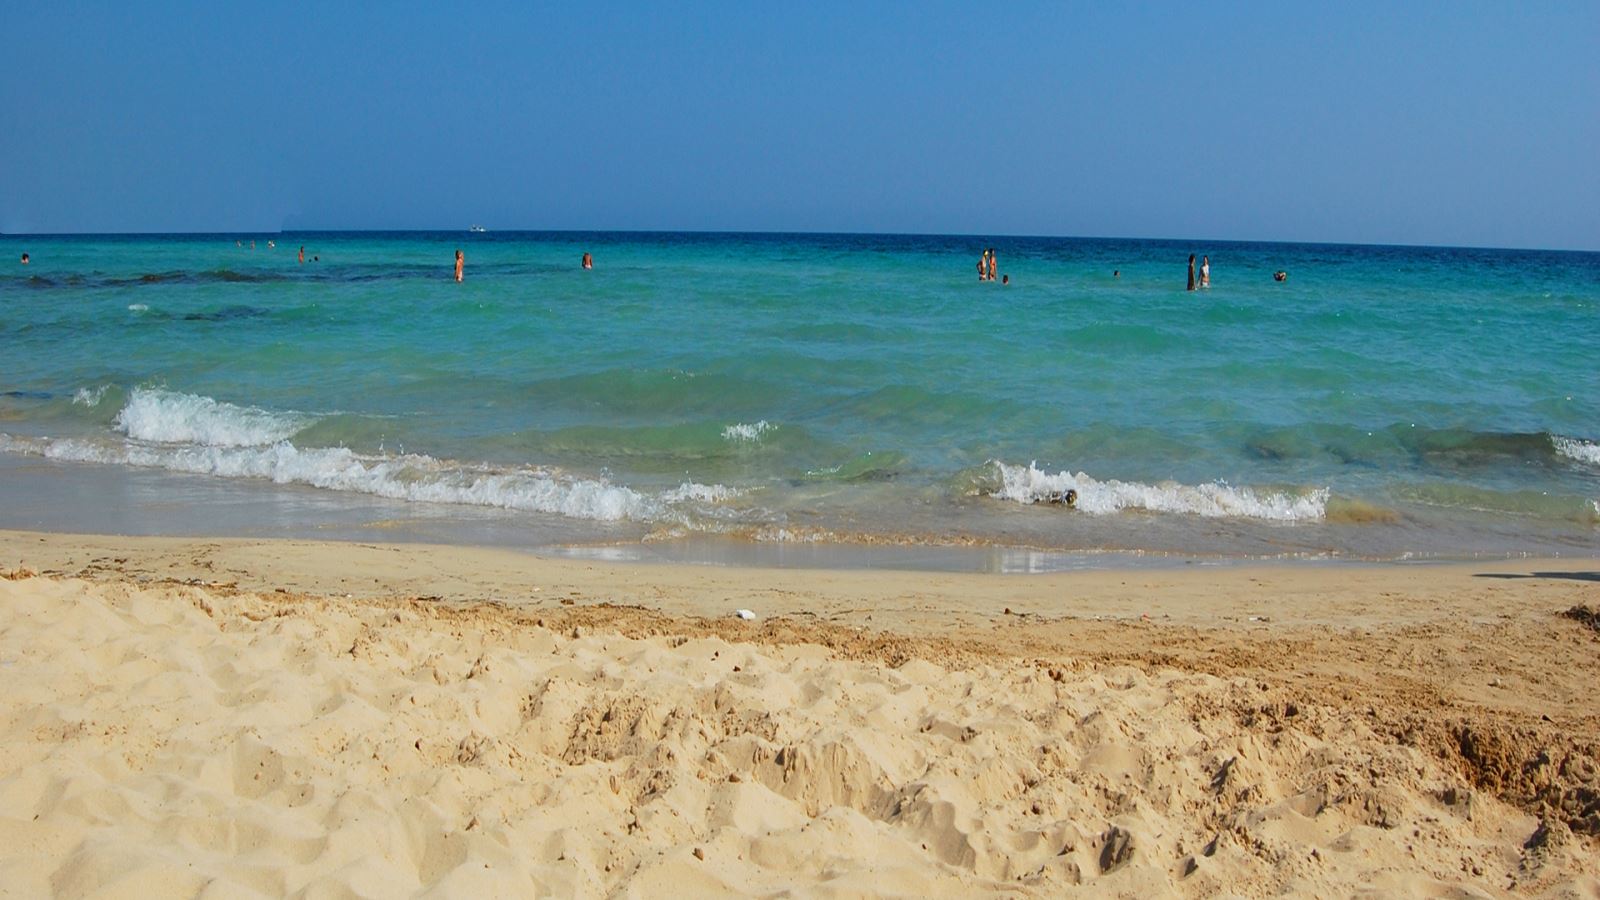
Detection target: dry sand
<box><xmin>1</xmin><ymin>530</ymin><xmax>1596</xmax><ymax>897</ymax></box>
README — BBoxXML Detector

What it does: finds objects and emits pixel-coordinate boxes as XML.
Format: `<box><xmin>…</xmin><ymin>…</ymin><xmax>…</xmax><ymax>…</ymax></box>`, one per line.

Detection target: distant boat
<box><xmin>469</xmin><ymin>225</ymin><xmax>487</xmax><ymax>233</ymax></box>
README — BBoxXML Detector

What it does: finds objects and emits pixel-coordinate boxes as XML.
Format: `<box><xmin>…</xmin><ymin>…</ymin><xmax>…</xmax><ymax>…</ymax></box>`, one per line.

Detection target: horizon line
<box><xmin>2</xmin><ymin>227</ymin><xmax>1595</xmax><ymax>256</ymax></box>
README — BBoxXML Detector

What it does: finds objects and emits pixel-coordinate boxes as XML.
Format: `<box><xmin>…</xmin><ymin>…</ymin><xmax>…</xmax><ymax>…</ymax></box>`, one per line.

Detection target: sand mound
<box><xmin>0</xmin><ymin>573</ymin><xmax>1596</xmax><ymax>896</ymax></box>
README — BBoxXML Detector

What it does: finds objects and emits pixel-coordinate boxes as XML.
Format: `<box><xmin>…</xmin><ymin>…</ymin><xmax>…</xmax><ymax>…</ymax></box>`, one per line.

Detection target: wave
<box><xmin>1553</xmin><ymin>436</ymin><xmax>1600</xmax><ymax>467</ymax></box>
<box><xmin>1392</xmin><ymin>482</ymin><xmax>1599</xmax><ymax>525</ymax></box>
<box><xmin>475</xmin><ymin>419</ymin><xmax>821</xmax><ymax>468</ymax></box>
<box><xmin>113</xmin><ymin>388</ymin><xmax>313</xmax><ymax>447</ymax></box>
<box><xmin>804</xmin><ymin>450</ymin><xmax>906</xmax><ymax>482</ymax></box>
<box><xmin>722</xmin><ymin>421</ymin><xmax>774</xmax><ymax>443</ymax></box>
<box><xmin>0</xmin><ymin>432</ymin><xmax>736</xmax><ymax>525</ymax></box>
<box><xmin>985</xmin><ymin>461</ymin><xmax>1328</xmax><ymax>521</ymax></box>
<box><xmin>1244</xmin><ymin>423</ymin><xmax>1600</xmax><ymax>472</ymax></box>
<box><xmin>72</xmin><ymin>385</ymin><xmax>112</xmax><ymax>407</ymax></box>
<box><xmin>3</xmin><ymin>387</ymin><xmax>741</xmax><ymax>525</ymax></box>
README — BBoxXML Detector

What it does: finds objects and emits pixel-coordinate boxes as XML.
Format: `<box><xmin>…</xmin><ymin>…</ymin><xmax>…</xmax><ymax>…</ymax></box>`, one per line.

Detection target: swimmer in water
<box><xmin>1273</xmin><ymin>270</ymin><xmax>1288</xmax><ymax>282</ymax></box>
<box><xmin>454</xmin><ymin>249</ymin><xmax>464</xmax><ymax>282</ymax></box>
<box><xmin>19</xmin><ymin>253</ymin><xmax>28</xmax><ymax>264</ymax></box>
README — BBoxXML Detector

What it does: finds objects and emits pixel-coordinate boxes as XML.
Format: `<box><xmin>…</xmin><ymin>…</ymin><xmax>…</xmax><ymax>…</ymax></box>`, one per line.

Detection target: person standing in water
<box><xmin>1187</xmin><ymin>254</ymin><xmax>1197</xmax><ymax>291</ymax></box>
<box><xmin>988</xmin><ymin>248</ymin><xmax>998</xmax><ymax>281</ymax></box>
<box><xmin>298</xmin><ymin>246</ymin><xmax>305</xmax><ymax>265</ymax></box>
<box><xmin>1200</xmin><ymin>255</ymin><xmax>1211</xmax><ymax>288</ymax></box>
<box><xmin>454</xmin><ymin>250</ymin><xmax>464</xmax><ymax>282</ymax></box>
<box><xmin>19</xmin><ymin>253</ymin><xmax>28</xmax><ymax>264</ymax></box>
<box><xmin>978</xmin><ymin>251</ymin><xmax>988</xmax><ymax>281</ymax></box>
<box><xmin>582</xmin><ymin>252</ymin><xmax>593</xmax><ymax>269</ymax></box>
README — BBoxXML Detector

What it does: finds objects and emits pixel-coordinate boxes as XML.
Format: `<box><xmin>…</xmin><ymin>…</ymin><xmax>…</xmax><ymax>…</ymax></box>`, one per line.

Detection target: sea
<box><xmin>2</xmin><ymin>231</ymin><xmax>1596</xmax><ymax>572</ymax></box>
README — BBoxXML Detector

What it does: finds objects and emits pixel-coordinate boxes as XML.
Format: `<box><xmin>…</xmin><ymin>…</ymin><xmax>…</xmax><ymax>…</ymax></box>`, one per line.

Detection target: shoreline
<box><xmin>5</xmin><ymin>528</ymin><xmax>1599</xmax><ymax>630</ymax></box>
<box><xmin>3</xmin><ymin>454</ymin><xmax>1596</xmax><ymax>575</ymax></box>
<box><xmin>2</xmin><ymin>529</ymin><xmax>1597</xmax><ymax>894</ymax></box>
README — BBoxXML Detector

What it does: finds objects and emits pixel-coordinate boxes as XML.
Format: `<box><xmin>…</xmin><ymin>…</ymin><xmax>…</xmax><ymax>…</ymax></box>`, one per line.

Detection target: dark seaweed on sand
<box><xmin>1559</xmin><ymin>605</ymin><xmax>1600</xmax><ymax>634</ymax></box>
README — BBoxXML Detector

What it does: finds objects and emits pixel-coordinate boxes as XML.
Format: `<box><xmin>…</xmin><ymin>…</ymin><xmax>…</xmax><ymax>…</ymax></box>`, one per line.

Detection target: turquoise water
<box><xmin>2</xmin><ymin>231</ymin><xmax>1597</xmax><ymax>563</ymax></box>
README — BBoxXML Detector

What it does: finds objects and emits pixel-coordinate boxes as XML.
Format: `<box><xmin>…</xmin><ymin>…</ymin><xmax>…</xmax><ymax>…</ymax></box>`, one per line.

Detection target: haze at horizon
<box><xmin>2</xmin><ymin>2</ymin><xmax>1596</xmax><ymax>251</ymax></box>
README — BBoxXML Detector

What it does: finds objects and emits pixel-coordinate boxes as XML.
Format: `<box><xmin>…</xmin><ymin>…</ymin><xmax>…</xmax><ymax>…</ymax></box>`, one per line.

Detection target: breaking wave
<box><xmin>721</xmin><ymin>420</ymin><xmax>774</xmax><ymax>443</ymax></box>
<box><xmin>0</xmin><ymin>433</ymin><xmax>734</xmax><ymax>525</ymax></box>
<box><xmin>986</xmin><ymin>461</ymin><xmax>1328</xmax><ymax>522</ymax></box>
<box><xmin>72</xmin><ymin>385</ymin><xmax>112</xmax><ymax>408</ymax></box>
<box><xmin>113</xmin><ymin>388</ymin><xmax>312</xmax><ymax>447</ymax></box>
<box><xmin>0</xmin><ymin>387</ymin><xmax>738</xmax><ymax>525</ymax></box>
<box><xmin>1553</xmin><ymin>436</ymin><xmax>1600</xmax><ymax>467</ymax></box>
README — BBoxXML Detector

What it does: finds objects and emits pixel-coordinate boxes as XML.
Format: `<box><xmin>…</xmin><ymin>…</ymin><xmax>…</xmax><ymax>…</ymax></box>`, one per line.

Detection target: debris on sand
<box><xmin>1559</xmin><ymin>604</ymin><xmax>1600</xmax><ymax>634</ymax></box>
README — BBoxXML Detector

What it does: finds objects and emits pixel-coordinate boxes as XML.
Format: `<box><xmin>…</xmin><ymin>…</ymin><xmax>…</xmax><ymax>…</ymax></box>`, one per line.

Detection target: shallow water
<box><xmin>2</xmin><ymin>231</ymin><xmax>1597</xmax><ymax>565</ymax></box>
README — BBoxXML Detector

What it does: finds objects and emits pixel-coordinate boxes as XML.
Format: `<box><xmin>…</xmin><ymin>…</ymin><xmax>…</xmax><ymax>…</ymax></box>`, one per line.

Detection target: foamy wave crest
<box><xmin>0</xmin><ymin>433</ymin><xmax>732</xmax><ymax>524</ymax></box>
<box><xmin>722</xmin><ymin>420</ymin><xmax>774</xmax><ymax>443</ymax></box>
<box><xmin>990</xmin><ymin>461</ymin><xmax>1327</xmax><ymax>522</ymax></box>
<box><xmin>115</xmin><ymin>388</ymin><xmax>311</xmax><ymax>447</ymax></box>
<box><xmin>662</xmin><ymin>482</ymin><xmax>741</xmax><ymax>503</ymax></box>
<box><xmin>1553</xmin><ymin>436</ymin><xmax>1600</xmax><ymax>467</ymax></box>
<box><xmin>73</xmin><ymin>385</ymin><xmax>111</xmax><ymax>407</ymax></box>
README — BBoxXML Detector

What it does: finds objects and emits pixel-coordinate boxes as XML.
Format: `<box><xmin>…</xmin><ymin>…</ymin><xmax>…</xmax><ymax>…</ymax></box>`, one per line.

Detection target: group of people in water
<box><xmin>968</xmin><ymin>247</ymin><xmax>1287</xmax><ymax>289</ymax></box>
<box><xmin>449</xmin><ymin>250</ymin><xmax>594</xmax><ymax>282</ymax></box>
<box><xmin>976</xmin><ymin>249</ymin><xmax>1010</xmax><ymax>285</ymax></box>
<box><xmin>15</xmin><ymin>243</ymin><xmax>1293</xmax><ymax>289</ymax></box>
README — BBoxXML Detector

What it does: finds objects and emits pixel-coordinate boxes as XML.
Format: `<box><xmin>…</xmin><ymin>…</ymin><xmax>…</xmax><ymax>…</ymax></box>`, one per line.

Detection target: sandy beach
<box><xmin>1</xmin><ymin>530</ymin><xmax>1596</xmax><ymax>897</ymax></box>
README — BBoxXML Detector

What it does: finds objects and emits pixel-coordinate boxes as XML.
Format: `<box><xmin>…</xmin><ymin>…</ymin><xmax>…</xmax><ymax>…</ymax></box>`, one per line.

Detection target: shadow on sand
<box><xmin>1474</xmin><ymin>571</ymin><xmax>1600</xmax><ymax>583</ymax></box>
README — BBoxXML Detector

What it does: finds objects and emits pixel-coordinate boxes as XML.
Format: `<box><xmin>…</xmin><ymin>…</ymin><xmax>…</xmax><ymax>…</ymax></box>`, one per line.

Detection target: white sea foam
<box><xmin>127</xmin><ymin>303</ymin><xmax>149</xmax><ymax>312</ymax></box>
<box><xmin>1553</xmin><ymin>436</ymin><xmax>1600</xmax><ymax>467</ymax></box>
<box><xmin>989</xmin><ymin>461</ymin><xmax>1328</xmax><ymax>522</ymax></box>
<box><xmin>72</xmin><ymin>385</ymin><xmax>111</xmax><ymax>407</ymax></box>
<box><xmin>754</xmin><ymin>526</ymin><xmax>828</xmax><ymax>543</ymax></box>
<box><xmin>115</xmin><ymin>388</ymin><xmax>311</xmax><ymax>447</ymax></box>
<box><xmin>0</xmin><ymin>432</ymin><xmax>732</xmax><ymax>525</ymax></box>
<box><xmin>662</xmin><ymin>482</ymin><xmax>741</xmax><ymax>503</ymax></box>
<box><xmin>722</xmin><ymin>420</ymin><xmax>774</xmax><ymax>443</ymax></box>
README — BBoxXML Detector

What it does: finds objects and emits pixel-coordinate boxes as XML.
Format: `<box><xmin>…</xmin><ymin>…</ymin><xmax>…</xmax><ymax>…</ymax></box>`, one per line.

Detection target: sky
<box><xmin>2</xmin><ymin>2</ymin><xmax>1597</xmax><ymax>249</ymax></box>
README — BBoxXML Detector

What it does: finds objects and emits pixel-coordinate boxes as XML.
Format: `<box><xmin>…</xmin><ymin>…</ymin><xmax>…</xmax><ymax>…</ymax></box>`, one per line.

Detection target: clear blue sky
<box><xmin>3</xmin><ymin>2</ymin><xmax>1596</xmax><ymax>249</ymax></box>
